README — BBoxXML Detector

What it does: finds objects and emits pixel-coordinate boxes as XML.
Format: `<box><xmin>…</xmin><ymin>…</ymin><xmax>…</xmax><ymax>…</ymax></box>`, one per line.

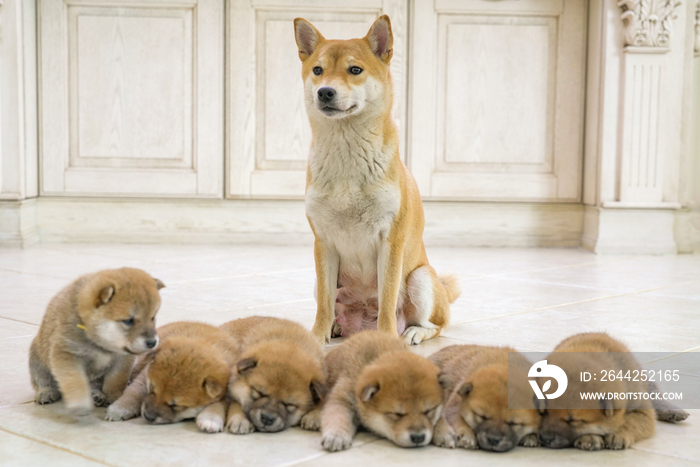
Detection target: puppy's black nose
<box><xmin>261</xmin><ymin>413</ymin><xmax>276</xmax><ymax>426</ymax></box>
<box><xmin>317</xmin><ymin>87</ymin><xmax>336</xmax><ymax>103</ymax></box>
<box><xmin>410</xmin><ymin>433</ymin><xmax>426</xmax><ymax>445</ymax></box>
<box><xmin>145</xmin><ymin>339</ymin><xmax>158</xmax><ymax>349</ymax></box>
<box><xmin>539</xmin><ymin>431</ymin><xmax>555</xmax><ymax>445</ymax></box>
<box><xmin>486</xmin><ymin>434</ymin><xmax>501</xmax><ymax>446</ymax></box>
<box><xmin>143</xmin><ymin>411</ymin><xmax>156</xmax><ymax>423</ymax></box>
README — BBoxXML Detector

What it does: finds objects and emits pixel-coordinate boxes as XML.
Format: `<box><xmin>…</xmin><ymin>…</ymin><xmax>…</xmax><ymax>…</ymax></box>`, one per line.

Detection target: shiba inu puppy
<box><xmin>539</xmin><ymin>333</ymin><xmax>655</xmax><ymax>450</ymax></box>
<box><xmin>430</xmin><ymin>345</ymin><xmax>541</xmax><ymax>452</ymax></box>
<box><xmin>225</xmin><ymin>317</ymin><xmax>325</xmax><ymax>434</ymax></box>
<box><xmin>106</xmin><ymin>321</ymin><xmax>241</xmax><ymax>433</ymax></box>
<box><xmin>317</xmin><ymin>331</ymin><xmax>446</xmax><ymax>451</ymax></box>
<box><xmin>29</xmin><ymin>268</ymin><xmax>163</xmax><ymax>417</ymax></box>
<box><xmin>294</xmin><ymin>15</ymin><xmax>460</xmax><ymax>345</ymax></box>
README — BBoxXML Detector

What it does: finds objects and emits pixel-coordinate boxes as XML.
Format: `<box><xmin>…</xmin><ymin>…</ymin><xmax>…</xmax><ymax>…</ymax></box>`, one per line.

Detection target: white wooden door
<box><xmin>39</xmin><ymin>0</ymin><xmax>224</xmax><ymax>197</ymax></box>
<box><xmin>227</xmin><ymin>0</ymin><xmax>408</xmax><ymax>198</ymax></box>
<box><xmin>409</xmin><ymin>0</ymin><xmax>587</xmax><ymax>201</ymax></box>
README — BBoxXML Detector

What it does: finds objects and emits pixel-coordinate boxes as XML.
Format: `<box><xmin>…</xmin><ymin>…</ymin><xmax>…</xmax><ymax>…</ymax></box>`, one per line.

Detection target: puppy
<box><xmin>539</xmin><ymin>332</ymin><xmax>655</xmax><ymax>450</ymax></box>
<box><xmin>430</xmin><ymin>345</ymin><xmax>541</xmax><ymax>452</ymax></box>
<box><xmin>29</xmin><ymin>268</ymin><xmax>163</xmax><ymax>417</ymax></box>
<box><xmin>106</xmin><ymin>321</ymin><xmax>242</xmax><ymax>433</ymax></box>
<box><xmin>294</xmin><ymin>15</ymin><xmax>460</xmax><ymax>345</ymax></box>
<box><xmin>317</xmin><ymin>331</ymin><xmax>446</xmax><ymax>451</ymax></box>
<box><xmin>225</xmin><ymin>317</ymin><xmax>325</xmax><ymax>434</ymax></box>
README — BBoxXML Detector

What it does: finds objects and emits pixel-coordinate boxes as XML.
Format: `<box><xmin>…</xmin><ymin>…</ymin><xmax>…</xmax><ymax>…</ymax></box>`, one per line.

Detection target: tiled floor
<box><xmin>1</xmin><ymin>244</ymin><xmax>699</xmax><ymax>466</ymax></box>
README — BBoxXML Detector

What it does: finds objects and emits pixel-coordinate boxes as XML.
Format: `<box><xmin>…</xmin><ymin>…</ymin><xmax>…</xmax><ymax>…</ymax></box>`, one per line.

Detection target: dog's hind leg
<box><xmin>402</xmin><ymin>266</ymin><xmax>450</xmax><ymax>345</ymax></box>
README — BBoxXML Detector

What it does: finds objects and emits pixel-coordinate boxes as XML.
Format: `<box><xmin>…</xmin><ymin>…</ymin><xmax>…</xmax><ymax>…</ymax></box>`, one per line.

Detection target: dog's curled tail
<box><xmin>438</xmin><ymin>274</ymin><xmax>461</xmax><ymax>303</ymax></box>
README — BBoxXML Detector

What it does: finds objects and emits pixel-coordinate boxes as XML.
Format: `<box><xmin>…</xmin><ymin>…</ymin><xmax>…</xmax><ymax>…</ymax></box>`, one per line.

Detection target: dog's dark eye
<box><xmin>123</xmin><ymin>318</ymin><xmax>134</xmax><ymax>326</ymax></box>
<box><xmin>313</xmin><ymin>66</ymin><xmax>323</xmax><ymax>76</ymax></box>
<box><xmin>507</xmin><ymin>421</ymin><xmax>523</xmax><ymax>427</ymax></box>
<box><xmin>386</xmin><ymin>412</ymin><xmax>404</xmax><ymax>421</ymax></box>
<box><xmin>349</xmin><ymin>66</ymin><xmax>363</xmax><ymax>75</ymax></box>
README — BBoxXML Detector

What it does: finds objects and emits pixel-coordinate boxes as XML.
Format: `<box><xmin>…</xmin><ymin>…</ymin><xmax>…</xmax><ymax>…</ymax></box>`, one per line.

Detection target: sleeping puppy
<box><xmin>538</xmin><ymin>332</ymin><xmax>655</xmax><ymax>450</ymax></box>
<box><xmin>430</xmin><ymin>345</ymin><xmax>541</xmax><ymax>452</ymax></box>
<box><xmin>106</xmin><ymin>321</ymin><xmax>240</xmax><ymax>433</ymax></box>
<box><xmin>317</xmin><ymin>331</ymin><xmax>447</xmax><ymax>451</ymax></box>
<box><xmin>225</xmin><ymin>317</ymin><xmax>325</xmax><ymax>434</ymax></box>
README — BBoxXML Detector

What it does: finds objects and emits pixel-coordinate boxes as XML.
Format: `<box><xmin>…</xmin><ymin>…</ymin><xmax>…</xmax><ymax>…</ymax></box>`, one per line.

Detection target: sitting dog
<box><xmin>316</xmin><ymin>331</ymin><xmax>447</xmax><ymax>451</ymax></box>
<box><xmin>294</xmin><ymin>15</ymin><xmax>460</xmax><ymax>345</ymax></box>
<box><xmin>430</xmin><ymin>345</ymin><xmax>541</xmax><ymax>452</ymax></box>
<box><xmin>29</xmin><ymin>268</ymin><xmax>163</xmax><ymax>417</ymax></box>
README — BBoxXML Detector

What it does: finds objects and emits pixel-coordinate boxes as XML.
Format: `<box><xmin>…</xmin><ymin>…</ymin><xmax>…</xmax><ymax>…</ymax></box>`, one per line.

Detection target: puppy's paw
<box><xmin>331</xmin><ymin>321</ymin><xmax>343</xmax><ymax>338</ymax></box>
<box><xmin>226</xmin><ymin>415</ymin><xmax>255</xmax><ymax>434</ymax></box>
<box><xmin>321</xmin><ymin>430</ymin><xmax>353</xmax><ymax>452</ymax></box>
<box><xmin>432</xmin><ymin>428</ymin><xmax>456</xmax><ymax>449</ymax></box>
<box><xmin>454</xmin><ymin>429</ymin><xmax>478</xmax><ymax>450</ymax></box>
<box><xmin>35</xmin><ymin>388</ymin><xmax>61</xmax><ymax>405</ymax></box>
<box><xmin>401</xmin><ymin>326</ymin><xmax>434</xmax><ymax>346</ymax></box>
<box><xmin>65</xmin><ymin>399</ymin><xmax>94</xmax><ymax>418</ymax></box>
<box><xmin>197</xmin><ymin>412</ymin><xmax>224</xmax><ymax>433</ymax></box>
<box><xmin>105</xmin><ymin>401</ymin><xmax>139</xmax><ymax>421</ymax></box>
<box><xmin>604</xmin><ymin>433</ymin><xmax>632</xmax><ymax>450</ymax></box>
<box><xmin>91</xmin><ymin>389</ymin><xmax>109</xmax><ymax>407</ymax></box>
<box><xmin>300</xmin><ymin>409</ymin><xmax>321</xmax><ymax>431</ymax></box>
<box><xmin>574</xmin><ymin>434</ymin><xmax>605</xmax><ymax>451</ymax></box>
<box><xmin>656</xmin><ymin>408</ymin><xmax>689</xmax><ymax>423</ymax></box>
<box><xmin>520</xmin><ymin>433</ymin><xmax>540</xmax><ymax>447</ymax></box>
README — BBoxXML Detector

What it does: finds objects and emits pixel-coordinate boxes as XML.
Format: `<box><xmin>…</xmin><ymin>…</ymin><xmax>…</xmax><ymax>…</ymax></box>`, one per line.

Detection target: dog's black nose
<box><xmin>410</xmin><ymin>433</ymin><xmax>426</xmax><ymax>445</ymax></box>
<box><xmin>145</xmin><ymin>339</ymin><xmax>158</xmax><ymax>349</ymax></box>
<box><xmin>539</xmin><ymin>431</ymin><xmax>555</xmax><ymax>445</ymax></box>
<box><xmin>486</xmin><ymin>434</ymin><xmax>501</xmax><ymax>446</ymax></box>
<box><xmin>261</xmin><ymin>413</ymin><xmax>276</xmax><ymax>426</ymax></box>
<box><xmin>317</xmin><ymin>87</ymin><xmax>336</xmax><ymax>103</ymax></box>
<box><xmin>143</xmin><ymin>411</ymin><xmax>156</xmax><ymax>423</ymax></box>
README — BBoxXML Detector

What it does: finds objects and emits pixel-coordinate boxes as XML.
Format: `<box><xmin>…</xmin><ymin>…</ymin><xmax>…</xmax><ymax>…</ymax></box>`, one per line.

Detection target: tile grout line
<box><xmin>0</xmin><ymin>426</ymin><xmax>117</xmax><ymax>467</ymax></box>
<box><xmin>0</xmin><ymin>315</ymin><xmax>39</xmax><ymax>327</ymax></box>
<box><xmin>632</xmin><ymin>446</ymin><xmax>700</xmax><ymax>463</ymax></box>
<box><xmin>274</xmin><ymin>439</ymin><xmax>383</xmax><ymax>467</ymax></box>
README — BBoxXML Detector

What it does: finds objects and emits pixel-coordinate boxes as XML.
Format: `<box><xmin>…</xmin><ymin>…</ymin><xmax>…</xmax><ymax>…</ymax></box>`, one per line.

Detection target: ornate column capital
<box><xmin>694</xmin><ymin>0</ymin><xmax>700</xmax><ymax>55</ymax></box>
<box><xmin>618</xmin><ymin>0</ymin><xmax>682</xmax><ymax>48</ymax></box>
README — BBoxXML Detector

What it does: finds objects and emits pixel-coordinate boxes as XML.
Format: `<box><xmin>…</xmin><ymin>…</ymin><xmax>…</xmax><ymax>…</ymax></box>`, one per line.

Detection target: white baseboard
<box><xmin>0</xmin><ymin>199</ymin><xmax>39</xmax><ymax>247</ymax></box>
<box><xmin>0</xmin><ymin>197</ymin><xmax>588</xmax><ymax>247</ymax></box>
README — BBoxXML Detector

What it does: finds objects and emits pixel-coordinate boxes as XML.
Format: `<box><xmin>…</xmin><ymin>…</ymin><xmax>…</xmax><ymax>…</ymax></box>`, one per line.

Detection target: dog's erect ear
<box><xmin>97</xmin><ymin>285</ymin><xmax>114</xmax><ymax>306</ymax></box>
<box><xmin>236</xmin><ymin>358</ymin><xmax>257</xmax><ymax>375</ymax></box>
<box><xmin>457</xmin><ymin>381</ymin><xmax>473</xmax><ymax>399</ymax></box>
<box><xmin>360</xmin><ymin>383</ymin><xmax>380</xmax><ymax>402</ymax></box>
<box><xmin>154</xmin><ymin>278</ymin><xmax>166</xmax><ymax>290</ymax></box>
<box><xmin>365</xmin><ymin>15</ymin><xmax>393</xmax><ymax>63</ymax></box>
<box><xmin>600</xmin><ymin>397</ymin><xmax>615</xmax><ymax>417</ymax></box>
<box><xmin>310</xmin><ymin>380</ymin><xmax>327</xmax><ymax>405</ymax></box>
<box><xmin>294</xmin><ymin>18</ymin><xmax>324</xmax><ymax>62</ymax></box>
<box><xmin>438</xmin><ymin>373</ymin><xmax>452</xmax><ymax>390</ymax></box>
<box><xmin>203</xmin><ymin>377</ymin><xmax>225</xmax><ymax>399</ymax></box>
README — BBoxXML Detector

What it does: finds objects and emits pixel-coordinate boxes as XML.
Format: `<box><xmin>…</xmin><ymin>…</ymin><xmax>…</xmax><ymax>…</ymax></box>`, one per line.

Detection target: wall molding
<box><xmin>0</xmin><ymin>198</ymin><xmax>39</xmax><ymax>247</ymax></box>
<box><xmin>619</xmin><ymin>0</ymin><xmax>682</xmax><ymax>49</ymax></box>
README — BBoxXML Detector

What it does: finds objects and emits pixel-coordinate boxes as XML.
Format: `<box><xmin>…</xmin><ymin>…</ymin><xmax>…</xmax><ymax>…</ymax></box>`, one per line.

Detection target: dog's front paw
<box><xmin>65</xmin><ymin>399</ymin><xmax>94</xmax><ymax>418</ymax></box>
<box><xmin>656</xmin><ymin>408</ymin><xmax>689</xmax><ymax>423</ymax></box>
<box><xmin>604</xmin><ymin>433</ymin><xmax>632</xmax><ymax>450</ymax></box>
<box><xmin>432</xmin><ymin>427</ymin><xmax>456</xmax><ymax>449</ymax></box>
<box><xmin>574</xmin><ymin>434</ymin><xmax>605</xmax><ymax>451</ymax></box>
<box><xmin>321</xmin><ymin>429</ymin><xmax>353</xmax><ymax>452</ymax></box>
<box><xmin>35</xmin><ymin>388</ymin><xmax>61</xmax><ymax>405</ymax></box>
<box><xmin>197</xmin><ymin>411</ymin><xmax>224</xmax><ymax>433</ymax></box>
<box><xmin>331</xmin><ymin>321</ymin><xmax>343</xmax><ymax>338</ymax></box>
<box><xmin>226</xmin><ymin>414</ymin><xmax>255</xmax><ymax>434</ymax></box>
<box><xmin>401</xmin><ymin>326</ymin><xmax>434</xmax><ymax>346</ymax></box>
<box><xmin>520</xmin><ymin>433</ymin><xmax>540</xmax><ymax>447</ymax></box>
<box><xmin>105</xmin><ymin>401</ymin><xmax>139</xmax><ymax>421</ymax></box>
<box><xmin>300</xmin><ymin>409</ymin><xmax>321</xmax><ymax>431</ymax></box>
<box><xmin>91</xmin><ymin>389</ymin><xmax>109</xmax><ymax>407</ymax></box>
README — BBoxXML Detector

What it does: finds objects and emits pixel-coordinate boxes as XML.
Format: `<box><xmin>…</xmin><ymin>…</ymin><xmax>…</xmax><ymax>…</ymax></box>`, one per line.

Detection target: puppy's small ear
<box><xmin>365</xmin><ymin>15</ymin><xmax>393</xmax><ymax>63</ymax></box>
<box><xmin>154</xmin><ymin>278</ymin><xmax>166</xmax><ymax>290</ymax></box>
<box><xmin>360</xmin><ymin>383</ymin><xmax>379</xmax><ymax>402</ymax></box>
<box><xmin>294</xmin><ymin>18</ymin><xmax>324</xmax><ymax>62</ymax></box>
<box><xmin>457</xmin><ymin>382</ymin><xmax>473</xmax><ymax>399</ymax></box>
<box><xmin>600</xmin><ymin>398</ymin><xmax>615</xmax><ymax>417</ymax></box>
<box><xmin>98</xmin><ymin>286</ymin><xmax>114</xmax><ymax>306</ymax></box>
<box><xmin>236</xmin><ymin>358</ymin><xmax>257</xmax><ymax>375</ymax></box>
<box><xmin>438</xmin><ymin>372</ymin><xmax>452</xmax><ymax>390</ymax></box>
<box><xmin>533</xmin><ymin>395</ymin><xmax>546</xmax><ymax>414</ymax></box>
<box><xmin>203</xmin><ymin>377</ymin><xmax>225</xmax><ymax>399</ymax></box>
<box><xmin>310</xmin><ymin>379</ymin><xmax>327</xmax><ymax>405</ymax></box>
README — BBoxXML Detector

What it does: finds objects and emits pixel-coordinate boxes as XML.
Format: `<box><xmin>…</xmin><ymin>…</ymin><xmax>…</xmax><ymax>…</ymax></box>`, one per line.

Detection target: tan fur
<box><xmin>294</xmin><ymin>16</ymin><xmax>460</xmax><ymax>346</ymax></box>
<box><xmin>105</xmin><ymin>321</ymin><xmax>241</xmax><ymax>433</ymax></box>
<box><xmin>317</xmin><ymin>331</ymin><xmax>446</xmax><ymax>451</ymax></box>
<box><xmin>29</xmin><ymin>268</ymin><xmax>163</xmax><ymax>417</ymax></box>
<box><xmin>430</xmin><ymin>345</ymin><xmax>541</xmax><ymax>452</ymax></box>
<box><xmin>225</xmin><ymin>317</ymin><xmax>325</xmax><ymax>434</ymax></box>
<box><xmin>539</xmin><ymin>332</ymin><xmax>656</xmax><ymax>450</ymax></box>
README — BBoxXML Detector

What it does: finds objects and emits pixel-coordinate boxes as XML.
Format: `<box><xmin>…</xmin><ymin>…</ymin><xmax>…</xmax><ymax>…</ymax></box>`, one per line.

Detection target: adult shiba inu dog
<box><xmin>316</xmin><ymin>331</ymin><xmax>447</xmax><ymax>451</ymax></box>
<box><xmin>430</xmin><ymin>345</ymin><xmax>541</xmax><ymax>452</ymax></box>
<box><xmin>294</xmin><ymin>16</ymin><xmax>460</xmax><ymax>345</ymax></box>
<box><xmin>106</xmin><ymin>321</ymin><xmax>240</xmax><ymax>433</ymax></box>
<box><xmin>539</xmin><ymin>333</ymin><xmax>656</xmax><ymax>450</ymax></box>
<box><xmin>29</xmin><ymin>268</ymin><xmax>163</xmax><ymax>417</ymax></box>
<box><xmin>225</xmin><ymin>317</ymin><xmax>325</xmax><ymax>434</ymax></box>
